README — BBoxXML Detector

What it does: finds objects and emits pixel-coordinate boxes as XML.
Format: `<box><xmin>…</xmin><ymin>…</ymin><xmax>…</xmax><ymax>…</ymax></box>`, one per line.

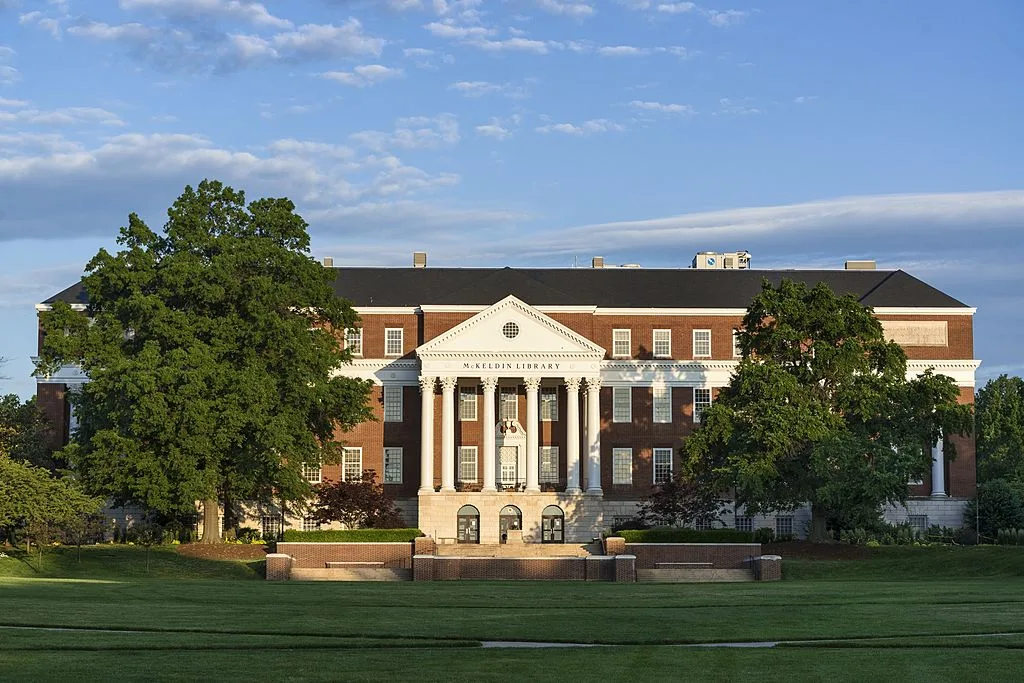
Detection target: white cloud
<box><xmin>718</xmin><ymin>97</ymin><xmax>760</xmax><ymax>115</ymax></box>
<box><xmin>598</xmin><ymin>45</ymin><xmax>648</xmax><ymax>57</ymax></box>
<box><xmin>475</xmin><ymin>114</ymin><xmax>521</xmax><ymax>140</ymax></box>
<box><xmin>321</xmin><ymin>64</ymin><xmax>404</xmax><ymax>87</ymax></box>
<box><xmin>470</xmin><ymin>36</ymin><xmax>550</xmax><ymax>53</ymax></box>
<box><xmin>535</xmin><ymin>118</ymin><xmax>625</xmax><ymax>135</ymax></box>
<box><xmin>118</xmin><ymin>0</ymin><xmax>293</xmax><ymax>29</ymax></box>
<box><xmin>629</xmin><ymin>100</ymin><xmax>694</xmax><ymax>114</ymax></box>
<box><xmin>424</xmin><ymin>21</ymin><xmax>493</xmax><ymax>39</ymax></box>
<box><xmin>448</xmin><ymin>80</ymin><xmax>529</xmax><ymax>98</ymax></box>
<box><xmin>536</xmin><ymin>0</ymin><xmax>595</xmax><ymax>19</ymax></box>
<box><xmin>656</xmin><ymin>2</ymin><xmax>695</xmax><ymax>13</ymax></box>
<box><xmin>0</xmin><ymin>106</ymin><xmax>124</xmax><ymax>127</ymax></box>
<box><xmin>794</xmin><ymin>95</ymin><xmax>818</xmax><ymax>104</ymax></box>
<box><xmin>349</xmin><ymin>114</ymin><xmax>460</xmax><ymax>153</ymax></box>
<box><xmin>706</xmin><ymin>9</ymin><xmax>748</xmax><ymax>26</ymax></box>
<box><xmin>0</xmin><ymin>97</ymin><xmax>28</xmax><ymax>107</ymax></box>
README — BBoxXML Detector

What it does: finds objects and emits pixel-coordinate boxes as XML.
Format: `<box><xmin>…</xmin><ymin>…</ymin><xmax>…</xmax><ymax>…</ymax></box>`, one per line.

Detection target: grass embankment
<box><xmin>0</xmin><ymin>545</ymin><xmax>262</xmax><ymax>581</ymax></box>
<box><xmin>783</xmin><ymin>544</ymin><xmax>1024</xmax><ymax>580</ymax></box>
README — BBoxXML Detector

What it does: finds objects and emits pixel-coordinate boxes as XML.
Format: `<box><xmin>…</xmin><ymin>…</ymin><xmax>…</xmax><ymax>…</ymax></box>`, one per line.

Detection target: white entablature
<box><xmin>416</xmin><ymin>295</ymin><xmax>605</xmax><ymax>378</ymax></box>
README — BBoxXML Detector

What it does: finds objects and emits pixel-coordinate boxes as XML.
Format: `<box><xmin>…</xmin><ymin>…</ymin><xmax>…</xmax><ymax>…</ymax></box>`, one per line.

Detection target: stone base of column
<box><xmin>525</xmin><ymin>486</ymin><xmax>541</xmax><ymax>493</ymax></box>
<box><xmin>418</xmin><ymin>487</ymin><xmax>435</xmax><ymax>495</ymax></box>
<box><xmin>585</xmin><ymin>487</ymin><xmax>603</xmax><ymax>496</ymax></box>
<box><xmin>440</xmin><ymin>486</ymin><xmax>456</xmax><ymax>493</ymax></box>
<box><xmin>565</xmin><ymin>486</ymin><xmax>582</xmax><ymax>495</ymax></box>
<box><xmin>930</xmin><ymin>492</ymin><xmax>948</xmax><ymax>498</ymax></box>
<box><xmin>482</xmin><ymin>485</ymin><xmax>497</xmax><ymax>493</ymax></box>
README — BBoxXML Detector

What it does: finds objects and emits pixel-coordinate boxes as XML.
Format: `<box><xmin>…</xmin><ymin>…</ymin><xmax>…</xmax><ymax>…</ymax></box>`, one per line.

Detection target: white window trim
<box><xmin>342</xmin><ymin>447</ymin><xmax>362</xmax><ymax>482</ymax></box>
<box><xmin>384</xmin><ymin>328</ymin><xmax>404</xmax><ymax>357</ymax></box>
<box><xmin>347</xmin><ymin>327</ymin><xmax>363</xmax><ymax>357</ymax></box>
<box><xmin>732</xmin><ymin>329</ymin><xmax>741</xmax><ymax>359</ymax></box>
<box><xmin>693</xmin><ymin>387</ymin><xmax>712</xmax><ymax>424</ymax></box>
<box><xmin>459</xmin><ymin>387</ymin><xmax>478</xmax><ymax>421</ymax></box>
<box><xmin>458</xmin><ymin>446</ymin><xmax>478</xmax><ymax>483</ymax></box>
<box><xmin>383</xmin><ymin>385</ymin><xmax>403</xmax><ymax>422</ymax></box>
<box><xmin>539</xmin><ymin>446</ymin><xmax>559</xmax><ymax>483</ymax></box>
<box><xmin>652</xmin><ymin>385</ymin><xmax>671</xmax><ymax>424</ymax></box>
<box><xmin>653</xmin><ymin>447</ymin><xmax>673</xmax><ymax>484</ymax></box>
<box><xmin>540</xmin><ymin>387</ymin><xmax>558</xmax><ymax>422</ymax></box>
<box><xmin>302</xmin><ymin>462</ymin><xmax>322</xmax><ymax>484</ymax></box>
<box><xmin>500</xmin><ymin>386</ymin><xmax>518</xmax><ymax>421</ymax></box>
<box><xmin>612</xmin><ymin>386</ymin><xmax>632</xmax><ymax>423</ymax></box>
<box><xmin>384</xmin><ymin>446</ymin><xmax>403</xmax><ymax>484</ymax></box>
<box><xmin>612</xmin><ymin>329</ymin><xmax>631</xmax><ymax>358</ymax></box>
<box><xmin>653</xmin><ymin>329</ymin><xmax>672</xmax><ymax>358</ymax></box>
<box><xmin>301</xmin><ymin>516</ymin><xmax>321</xmax><ymax>532</ymax></box>
<box><xmin>693</xmin><ymin>329</ymin><xmax>712</xmax><ymax>358</ymax></box>
<box><xmin>612</xmin><ymin>448</ymin><xmax>633</xmax><ymax>485</ymax></box>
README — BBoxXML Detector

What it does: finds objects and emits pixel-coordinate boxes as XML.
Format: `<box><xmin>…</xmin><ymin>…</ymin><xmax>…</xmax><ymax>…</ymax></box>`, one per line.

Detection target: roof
<box><xmin>42</xmin><ymin>267</ymin><xmax>970</xmax><ymax>310</ymax></box>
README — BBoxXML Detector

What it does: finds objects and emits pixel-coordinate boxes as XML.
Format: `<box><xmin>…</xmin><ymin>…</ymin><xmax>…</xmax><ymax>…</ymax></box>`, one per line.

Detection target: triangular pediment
<box><xmin>417</xmin><ymin>295</ymin><xmax>605</xmax><ymax>359</ymax></box>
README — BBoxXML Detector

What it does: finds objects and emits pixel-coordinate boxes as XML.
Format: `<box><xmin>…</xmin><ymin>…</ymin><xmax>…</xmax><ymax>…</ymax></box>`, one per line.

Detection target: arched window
<box><xmin>499</xmin><ymin>505</ymin><xmax>522</xmax><ymax>544</ymax></box>
<box><xmin>541</xmin><ymin>505</ymin><xmax>564</xmax><ymax>544</ymax></box>
<box><xmin>457</xmin><ymin>505</ymin><xmax>480</xmax><ymax>544</ymax></box>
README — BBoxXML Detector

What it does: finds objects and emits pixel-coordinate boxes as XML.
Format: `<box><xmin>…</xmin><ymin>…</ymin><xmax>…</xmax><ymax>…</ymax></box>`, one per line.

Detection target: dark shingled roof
<box><xmin>43</xmin><ymin>267</ymin><xmax>969</xmax><ymax>309</ymax></box>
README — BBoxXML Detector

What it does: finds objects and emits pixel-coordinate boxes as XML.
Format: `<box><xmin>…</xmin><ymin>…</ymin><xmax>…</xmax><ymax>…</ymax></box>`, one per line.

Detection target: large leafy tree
<box><xmin>975</xmin><ymin>375</ymin><xmax>1024</xmax><ymax>485</ymax></box>
<box><xmin>36</xmin><ymin>180</ymin><xmax>374</xmax><ymax>543</ymax></box>
<box><xmin>0</xmin><ymin>395</ymin><xmax>61</xmax><ymax>471</ymax></box>
<box><xmin>683</xmin><ymin>279</ymin><xmax>973</xmax><ymax>541</ymax></box>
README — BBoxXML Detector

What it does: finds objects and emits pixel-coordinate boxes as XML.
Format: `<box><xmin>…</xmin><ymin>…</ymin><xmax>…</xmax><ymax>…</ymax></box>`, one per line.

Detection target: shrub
<box><xmin>312</xmin><ymin>470</ymin><xmax>404</xmax><ymax>529</ymax></box>
<box><xmin>839</xmin><ymin>522</ymin><xmax>925</xmax><ymax>546</ymax></box>
<box><xmin>617</xmin><ymin>527</ymin><xmax>755</xmax><ymax>544</ymax></box>
<box><xmin>609</xmin><ymin>517</ymin><xmax>651</xmax><ymax>533</ymax></box>
<box><xmin>281</xmin><ymin>528</ymin><xmax>423</xmax><ymax>543</ymax></box>
<box><xmin>997</xmin><ymin>528</ymin><xmax>1024</xmax><ymax>546</ymax></box>
<box><xmin>963</xmin><ymin>479</ymin><xmax>1024</xmax><ymax>542</ymax></box>
<box><xmin>235</xmin><ymin>527</ymin><xmax>262</xmax><ymax>544</ymax></box>
<box><xmin>753</xmin><ymin>527</ymin><xmax>775</xmax><ymax>544</ymax></box>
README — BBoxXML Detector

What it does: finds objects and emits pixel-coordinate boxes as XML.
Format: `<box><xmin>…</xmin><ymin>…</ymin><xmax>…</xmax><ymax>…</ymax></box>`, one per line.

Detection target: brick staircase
<box><xmin>434</xmin><ymin>542</ymin><xmax>596</xmax><ymax>558</ymax></box>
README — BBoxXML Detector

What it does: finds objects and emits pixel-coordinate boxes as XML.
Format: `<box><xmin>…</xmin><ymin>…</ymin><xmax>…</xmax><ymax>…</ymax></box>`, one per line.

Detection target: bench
<box><xmin>325</xmin><ymin>561</ymin><xmax>385</xmax><ymax>569</ymax></box>
<box><xmin>655</xmin><ymin>562</ymin><xmax>714</xmax><ymax>569</ymax></box>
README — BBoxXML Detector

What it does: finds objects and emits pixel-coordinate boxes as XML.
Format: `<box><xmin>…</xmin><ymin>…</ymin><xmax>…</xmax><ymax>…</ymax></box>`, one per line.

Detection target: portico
<box><xmin>414</xmin><ymin>296</ymin><xmax>607</xmax><ymax>542</ymax></box>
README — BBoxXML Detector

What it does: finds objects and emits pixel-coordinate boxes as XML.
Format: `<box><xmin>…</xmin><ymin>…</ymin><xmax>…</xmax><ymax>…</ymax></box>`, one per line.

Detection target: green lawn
<box><xmin>2</xmin><ymin>545</ymin><xmax>1024</xmax><ymax>681</ymax></box>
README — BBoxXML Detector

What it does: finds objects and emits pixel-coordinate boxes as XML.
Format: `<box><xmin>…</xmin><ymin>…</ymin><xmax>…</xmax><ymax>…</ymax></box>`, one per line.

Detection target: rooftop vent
<box><xmin>322</xmin><ymin>256</ymin><xmax>334</xmax><ymax>267</ymax></box>
<box><xmin>592</xmin><ymin>256</ymin><xmax>605</xmax><ymax>269</ymax></box>
<box><xmin>692</xmin><ymin>251</ymin><xmax>751</xmax><ymax>269</ymax></box>
<box><xmin>413</xmin><ymin>251</ymin><xmax>427</xmax><ymax>268</ymax></box>
<box><xmin>845</xmin><ymin>260</ymin><xmax>876</xmax><ymax>270</ymax></box>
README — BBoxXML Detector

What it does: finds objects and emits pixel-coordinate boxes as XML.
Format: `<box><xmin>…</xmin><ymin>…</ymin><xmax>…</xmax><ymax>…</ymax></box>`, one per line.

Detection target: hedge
<box><xmin>617</xmin><ymin>528</ymin><xmax>755</xmax><ymax>544</ymax></box>
<box><xmin>281</xmin><ymin>529</ymin><xmax>424</xmax><ymax>543</ymax></box>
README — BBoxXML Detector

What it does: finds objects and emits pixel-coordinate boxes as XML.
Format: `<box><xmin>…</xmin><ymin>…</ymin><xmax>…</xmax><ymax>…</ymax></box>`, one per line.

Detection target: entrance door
<box><xmin>541</xmin><ymin>505</ymin><xmax>564</xmax><ymax>543</ymax></box>
<box><xmin>499</xmin><ymin>446</ymin><xmax>518</xmax><ymax>488</ymax></box>
<box><xmin>499</xmin><ymin>505</ymin><xmax>522</xmax><ymax>544</ymax></box>
<box><xmin>457</xmin><ymin>505</ymin><xmax>480</xmax><ymax>544</ymax></box>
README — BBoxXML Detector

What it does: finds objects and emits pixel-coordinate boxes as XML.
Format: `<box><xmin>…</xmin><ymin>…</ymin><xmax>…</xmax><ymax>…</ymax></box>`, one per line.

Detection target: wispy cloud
<box><xmin>535</xmin><ymin>0</ymin><xmax>595</xmax><ymax>19</ymax></box>
<box><xmin>320</xmin><ymin>64</ymin><xmax>404</xmax><ymax>87</ymax></box>
<box><xmin>475</xmin><ymin>114</ymin><xmax>522</xmax><ymax>140</ymax></box>
<box><xmin>629</xmin><ymin>100</ymin><xmax>694</xmax><ymax>114</ymax></box>
<box><xmin>536</xmin><ymin>118</ymin><xmax>625</xmax><ymax>135</ymax></box>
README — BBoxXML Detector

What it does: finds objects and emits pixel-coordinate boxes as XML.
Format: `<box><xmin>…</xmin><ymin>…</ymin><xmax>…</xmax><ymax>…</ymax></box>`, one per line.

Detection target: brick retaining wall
<box><xmin>622</xmin><ymin>543</ymin><xmax>762</xmax><ymax>570</ymax></box>
<box><xmin>413</xmin><ymin>555</ymin><xmax>621</xmax><ymax>581</ymax></box>
<box><xmin>276</xmin><ymin>542</ymin><xmax>414</xmax><ymax>569</ymax></box>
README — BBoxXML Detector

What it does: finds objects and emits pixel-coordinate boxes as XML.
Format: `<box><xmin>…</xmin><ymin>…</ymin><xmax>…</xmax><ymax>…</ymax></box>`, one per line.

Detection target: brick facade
<box><xmin>275</xmin><ymin>542</ymin><xmax>414</xmax><ymax>569</ymax></box>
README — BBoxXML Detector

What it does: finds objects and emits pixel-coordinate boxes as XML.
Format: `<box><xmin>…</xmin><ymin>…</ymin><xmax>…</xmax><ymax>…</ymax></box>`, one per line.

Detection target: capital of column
<box><xmin>480</xmin><ymin>376</ymin><xmax>498</xmax><ymax>392</ymax></box>
<box><xmin>564</xmin><ymin>376</ymin><xmax>582</xmax><ymax>393</ymax></box>
<box><xmin>440</xmin><ymin>376</ymin><xmax>458</xmax><ymax>392</ymax></box>
<box><xmin>524</xmin><ymin>376</ymin><xmax>542</xmax><ymax>392</ymax></box>
<box><xmin>418</xmin><ymin>375</ymin><xmax>437</xmax><ymax>394</ymax></box>
<box><xmin>585</xmin><ymin>376</ymin><xmax>601</xmax><ymax>391</ymax></box>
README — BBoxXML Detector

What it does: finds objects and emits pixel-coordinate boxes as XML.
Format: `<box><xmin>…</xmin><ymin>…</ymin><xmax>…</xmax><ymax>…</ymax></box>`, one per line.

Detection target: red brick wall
<box><xmin>276</xmin><ymin>542</ymin><xmax>414</xmax><ymax>569</ymax></box>
<box><xmin>590</xmin><ymin>315</ymin><xmax>744</xmax><ymax>360</ymax></box>
<box><xmin>875</xmin><ymin>314</ymin><xmax>973</xmax><ymax>360</ymax></box>
<box><xmin>416</xmin><ymin>556</ymin><xmax>616</xmax><ymax>580</ymax></box>
<box><xmin>624</xmin><ymin>543</ymin><xmax>762</xmax><ymax>570</ymax></box>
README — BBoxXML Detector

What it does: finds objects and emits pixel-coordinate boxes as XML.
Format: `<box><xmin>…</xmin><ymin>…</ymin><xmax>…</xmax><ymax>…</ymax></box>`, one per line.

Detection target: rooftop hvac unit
<box><xmin>692</xmin><ymin>251</ymin><xmax>751</xmax><ymax>269</ymax></box>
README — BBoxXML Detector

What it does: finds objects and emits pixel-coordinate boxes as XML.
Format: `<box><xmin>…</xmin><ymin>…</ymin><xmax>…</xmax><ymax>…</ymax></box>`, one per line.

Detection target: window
<box><xmin>776</xmin><ymin>516</ymin><xmax>794</xmax><ymax>537</ymax></box>
<box><xmin>347</xmin><ymin>328</ymin><xmax>362</xmax><ymax>357</ymax></box>
<box><xmin>908</xmin><ymin>514</ymin><xmax>929</xmax><ymax>536</ymax></box>
<box><xmin>459</xmin><ymin>387</ymin><xmax>477</xmax><ymax>421</ymax></box>
<box><xmin>653</xmin><ymin>385</ymin><xmax>671</xmax><ymax>424</ymax></box>
<box><xmin>735</xmin><ymin>516</ymin><xmax>753</xmax><ymax>533</ymax></box>
<box><xmin>385</xmin><ymin>328</ymin><xmax>403</xmax><ymax>356</ymax></box>
<box><xmin>732</xmin><ymin>329</ymin><xmax>742</xmax><ymax>359</ymax></box>
<box><xmin>458</xmin><ymin>446</ymin><xmax>478</xmax><ymax>483</ymax></box>
<box><xmin>262</xmin><ymin>515</ymin><xmax>283</xmax><ymax>540</ymax></box>
<box><xmin>499</xmin><ymin>387</ymin><xmax>518</xmax><ymax>420</ymax></box>
<box><xmin>302</xmin><ymin>461</ymin><xmax>321</xmax><ymax>484</ymax></box>
<box><xmin>693</xmin><ymin>329</ymin><xmax>712</xmax><ymax>358</ymax></box>
<box><xmin>653</xmin><ymin>329</ymin><xmax>671</xmax><ymax>358</ymax></box>
<box><xmin>341</xmin><ymin>448</ymin><xmax>362</xmax><ymax>482</ymax></box>
<box><xmin>693</xmin><ymin>388</ymin><xmax>711</xmax><ymax>423</ymax></box>
<box><xmin>612</xmin><ymin>329</ymin><xmax>631</xmax><ymax>358</ymax></box>
<box><xmin>383</xmin><ymin>386</ymin><xmax>403</xmax><ymax>422</ymax></box>
<box><xmin>301</xmin><ymin>517</ymin><xmax>321</xmax><ymax>532</ymax></box>
<box><xmin>612</xmin><ymin>448</ymin><xmax>633</xmax><ymax>485</ymax></box>
<box><xmin>540</xmin><ymin>446</ymin><xmax>559</xmax><ymax>483</ymax></box>
<box><xmin>540</xmin><ymin>387</ymin><xmax>558</xmax><ymax>421</ymax></box>
<box><xmin>653</xmin><ymin>448</ymin><xmax>673</xmax><ymax>484</ymax></box>
<box><xmin>695</xmin><ymin>519</ymin><xmax>712</xmax><ymax>531</ymax></box>
<box><xmin>384</xmin><ymin>447</ymin><xmax>403</xmax><ymax>484</ymax></box>
<box><xmin>613</xmin><ymin>386</ymin><xmax>632</xmax><ymax>423</ymax></box>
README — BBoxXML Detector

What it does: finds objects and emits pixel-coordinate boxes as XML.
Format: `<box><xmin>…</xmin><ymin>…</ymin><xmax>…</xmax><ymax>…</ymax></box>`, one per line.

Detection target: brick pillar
<box><xmin>615</xmin><ymin>554</ymin><xmax>636</xmax><ymax>583</ymax></box>
<box><xmin>265</xmin><ymin>554</ymin><xmax>293</xmax><ymax>581</ymax></box>
<box><xmin>414</xmin><ymin>536</ymin><xmax>436</xmax><ymax>556</ymax></box>
<box><xmin>414</xmin><ymin>555</ymin><xmax>435</xmax><ymax>581</ymax></box>
<box><xmin>755</xmin><ymin>555</ymin><xmax>782</xmax><ymax>581</ymax></box>
<box><xmin>604</xmin><ymin>536</ymin><xmax>626</xmax><ymax>556</ymax></box>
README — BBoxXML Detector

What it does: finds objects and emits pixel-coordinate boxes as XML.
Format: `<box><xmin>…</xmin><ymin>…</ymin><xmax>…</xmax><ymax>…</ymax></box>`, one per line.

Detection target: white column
<box><xmin>525</xmin><ymin>377</ymin><xmax>541</xmax><ymax>492</ymax></box>
<box><xmin>564</xmin><ymin>377</ymin><xmax>582</xmax><ymax>494</ymax></box>
<box><xmin>440</xmin><ymin>376</ymin><xmax>457</xmax><ymax>492</ymax></box>
<box><xmin>585</xmin><ymin>376</ymin><xmax>602</xmax><ymax>495</ymax></box>
<box><xmin>481</xmin><ymin>377</ymin><xmax>498</xmax><ymax>492</ymax></box>
<box><xmin>931</xmin><ymin>433</ymin><xmax>946</xmax><ymax>497</ymax></box>
<box><xmin>419</xmin><ymin>375</ymin><xmax>436</xmax><ymax>494</ymax></box>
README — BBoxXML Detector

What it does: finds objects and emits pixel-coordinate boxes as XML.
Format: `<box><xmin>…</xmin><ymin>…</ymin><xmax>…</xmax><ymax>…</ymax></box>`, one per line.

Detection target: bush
<box><xmin>997</xmin><ymin>528</ymin><xmax>1024</xmax><ymax>546</ymax></box>
<box><xmin>235</xmin><ymin>527</ymin><xmax>262</xmax><ymax>544</ymax></box>
<box><xmin>281</xmin><ymin>528</ymin><xmax>423</xmax><ymax>543</ymax></box>
<box><xmin>617</xmin><ymin>527</ymin><xmax>755</xmax><ymax>544</ymax></box>
<box><xmin>753</xmin><ymin>527</ymin><xmax>775</xmax><ymax>544</ymax></box>
<box><xmin>838</xmin><ymin>522</ymin><xmax>925</xmax><ymax>546</ymax></box>
<box><xmin>963</xmin><ymin>479</ymin><xmax>1024</xmax><ymax>542</ymax></box>
<box><xmin>609</xmin><ymin>517</ymin><xmax>651</xmax><ymax>533</ymax></box>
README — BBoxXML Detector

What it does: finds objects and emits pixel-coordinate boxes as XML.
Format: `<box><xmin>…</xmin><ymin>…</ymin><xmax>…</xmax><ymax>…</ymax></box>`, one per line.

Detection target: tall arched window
<box><xmin>457</xmin><ymin>505</ymin><xmax>480</xmax><ymax>544</ymax></box>
<box><xmin>541</xmin><ymin>505</ymin><xmax>564</xmax><ymax>544</ymax></box>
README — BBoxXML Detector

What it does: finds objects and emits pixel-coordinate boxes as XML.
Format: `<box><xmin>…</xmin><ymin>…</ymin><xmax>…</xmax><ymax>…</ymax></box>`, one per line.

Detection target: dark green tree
<box><xmin>36</xmin><ymin>180</ymin><xmax>374</xmax><ymax>543</ymax></box>
<box><xmin>0</xmin><ymin>395</ymin><xmax>61</xmax><ymax>471</ymax></box>
<box><xmin>0</xmin><ymin>455</ymin><xmax>100</xmax><ymax>550</ymax></box>
<box><xmin>975</xmin><ymin>375</ymin><xmax>1024</xmax><ymax>485</ymax></box>
<box><xmin>682</xmin><ymin>279</ymin><xmax>973</xmax><ymax>541</ymax></box>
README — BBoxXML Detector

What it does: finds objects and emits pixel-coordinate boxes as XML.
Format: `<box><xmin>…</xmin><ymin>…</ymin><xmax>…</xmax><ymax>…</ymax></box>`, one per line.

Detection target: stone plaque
<box><xmin>881</xmin><ymin>320</ymin><xmax>948</xmax><ymax>347</ymax></box>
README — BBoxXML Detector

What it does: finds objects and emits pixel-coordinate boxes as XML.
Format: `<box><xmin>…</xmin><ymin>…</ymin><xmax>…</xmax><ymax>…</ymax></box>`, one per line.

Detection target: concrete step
<box><xmin>636</xmin><ymin>568</ymin><xmax>755</xmax><ymax>583</ymax></box>
<box><xmin>290</xmin><ymin>568</ymin><xmax>412</xmax><ymax>582</ymax></box>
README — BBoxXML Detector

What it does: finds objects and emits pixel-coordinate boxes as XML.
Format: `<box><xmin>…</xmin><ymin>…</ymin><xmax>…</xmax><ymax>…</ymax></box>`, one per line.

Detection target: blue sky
<box><xmin>1</xmin><ymin>0</ymin><xmax>1023</xmax><ymax>399</ymax></box>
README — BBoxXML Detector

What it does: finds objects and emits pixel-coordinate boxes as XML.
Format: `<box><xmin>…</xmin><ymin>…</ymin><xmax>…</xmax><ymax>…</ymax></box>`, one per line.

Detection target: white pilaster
<box><xmin>481</xmin><ymin>377</ymin><xmax>498</xmax><ymax>492</ymax></box>
<box><xmin>524</xmin><ymin>377</ymin><xmax>541</xmax><ymax>492</ymax></box>
<box><xmin>564</xmin><ymin>377</ymin><xmax>582</xmax><ymax>494</ymax></box>
<box><xmin>931</xmin><ymin>434</ymin><xmax>946</xmax><ymax>497</ymax></box>
<box><xmin>585</xmin><ymin>376</ymin><xmax>602</xmax><ymax>495</ymax></box>
<box><xmin>440</xmin><ymin>376</ymin><xmax>457</xmax><ymax>492</ymax></box>
<box><xmin>419</xmin><ymin>375</ymin><xmax>436</xmax><ymax>494</ymax></box>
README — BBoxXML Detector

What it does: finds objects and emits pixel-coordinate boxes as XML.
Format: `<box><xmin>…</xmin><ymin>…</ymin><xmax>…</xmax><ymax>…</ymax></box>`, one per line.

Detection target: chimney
<box><xmin>592</xmin><ymin>256</ymin><xmax>605</xmax><ymax>269</ymax></box>
<box><xmin>413</xmin><ymin>251</ymin><xmax>427</xmax><ymax>268</ymax></box>
<box><xmin>322</xmin><ymin>256</ymin><xmax>334</xmax><ymax>267</ymax></box>
<box><xmin>844</xmin><ymin>260</ymin><xmax>876</xmax><ymax>270</ymax></box>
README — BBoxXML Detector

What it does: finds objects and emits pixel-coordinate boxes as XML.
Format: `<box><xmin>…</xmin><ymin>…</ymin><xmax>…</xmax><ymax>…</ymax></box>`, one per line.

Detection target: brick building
<box><xmin>35</xmin><ymin>255</ymin><xmax>979</xmax><ymax>541</ymax></box>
